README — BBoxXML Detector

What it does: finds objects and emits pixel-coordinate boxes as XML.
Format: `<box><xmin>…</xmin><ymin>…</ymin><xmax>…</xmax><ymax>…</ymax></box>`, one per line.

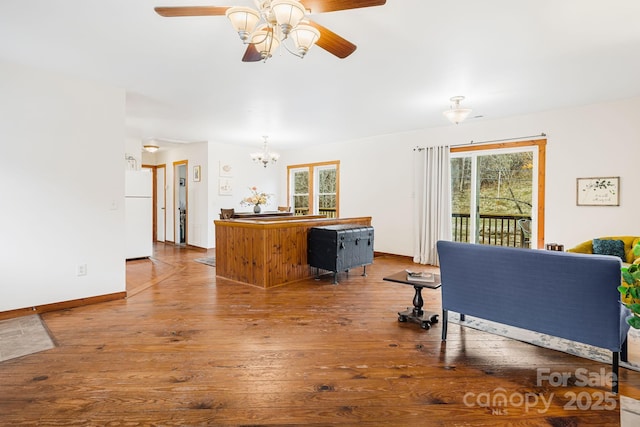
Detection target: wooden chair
<box><xmin>277</xmin><ymin>206</ymin><xmax>291</xmax><ymax>212</ymax></box>
<box><xmin>220</xmin><ymin>208</ymin><xmax>235</xmax><ymax>219</ymax></box>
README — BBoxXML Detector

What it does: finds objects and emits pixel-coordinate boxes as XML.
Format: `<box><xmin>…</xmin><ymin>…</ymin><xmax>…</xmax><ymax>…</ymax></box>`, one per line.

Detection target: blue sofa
<box><xmin>437</xmin><ymin>240</ymin><xmax>630</xmax><ymax>393</ymax></box>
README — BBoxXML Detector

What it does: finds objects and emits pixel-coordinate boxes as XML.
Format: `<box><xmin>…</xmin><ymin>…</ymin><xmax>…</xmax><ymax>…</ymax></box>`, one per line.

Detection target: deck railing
<box><xmin>294</xmin><ymin>207</ymin><xmax>337</xmax><ymax>218</ymax></box>
<box><xmin>452</xmin><ymin>213</ymin><xmax>531</xmax><ymax>248</ymax></box>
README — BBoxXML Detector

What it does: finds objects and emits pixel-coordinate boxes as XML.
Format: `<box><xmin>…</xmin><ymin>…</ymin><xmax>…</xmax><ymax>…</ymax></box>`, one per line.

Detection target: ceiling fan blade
<box><xmin>242</xmin><ymin>45</ymin><xmax>263</xmax><ymax>62</ymax></box>
<box><xmin>154</xmin><ymin>6</ymin><xmax>230</xmax><ymax>17</ymax></box>
<box><xmin>300</xmin><ymin>0</ymin><xmax>386</xmax><ymax>13</ymax></box>
<box><xmin>307</xmin><ymin>21</ymin><xmax>356</xmax><ymax>59</ymax></box>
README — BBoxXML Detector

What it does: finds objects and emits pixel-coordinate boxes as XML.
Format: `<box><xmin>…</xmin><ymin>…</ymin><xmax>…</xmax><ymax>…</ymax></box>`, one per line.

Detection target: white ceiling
<box><xmin>2</xmin><ymin>0</ymin><xmax>640</xmax><ymax>149</ymax></box>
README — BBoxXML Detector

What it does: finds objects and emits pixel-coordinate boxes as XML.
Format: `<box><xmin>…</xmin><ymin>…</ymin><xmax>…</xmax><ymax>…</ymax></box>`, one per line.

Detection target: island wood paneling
<box><xmin>214</xmin><ymin>216</ymin><xmax>372</xmax><ymax>288</ymax></box>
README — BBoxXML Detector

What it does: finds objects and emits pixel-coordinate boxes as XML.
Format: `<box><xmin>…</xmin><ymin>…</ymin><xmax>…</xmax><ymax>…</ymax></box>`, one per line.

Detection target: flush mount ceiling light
<box><xmin>143</xmin><ymin>141</ymin><xmax>159</xmax><ymax>153</ymax></box>
<box><xmin>250</xmin><ymin>136</ymin><xmax>280</xmax><ymax>167</ymax></box>
<box><xmin>154</xmin><ymin>1</ymin><xmax>387</xmax><ymax>63</ymax></box>
<box><xmin>443</xmin><ymin>96</ymin><xmax>472</xmax><ymax>125</ymax></box>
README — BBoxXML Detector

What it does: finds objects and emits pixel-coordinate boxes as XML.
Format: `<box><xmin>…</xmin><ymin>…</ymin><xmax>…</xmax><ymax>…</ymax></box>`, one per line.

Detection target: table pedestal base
<box><xmin>397</xmin><ymin>285</ymin><xmax>439</xmax><ymax>330</ymax></box>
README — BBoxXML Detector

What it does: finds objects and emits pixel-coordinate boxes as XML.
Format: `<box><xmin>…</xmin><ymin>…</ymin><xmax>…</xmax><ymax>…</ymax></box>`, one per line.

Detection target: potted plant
<box><xmin>619</xmin><ymin>241</ymin><xmax>640</xmax><ymax>328</ymax></box>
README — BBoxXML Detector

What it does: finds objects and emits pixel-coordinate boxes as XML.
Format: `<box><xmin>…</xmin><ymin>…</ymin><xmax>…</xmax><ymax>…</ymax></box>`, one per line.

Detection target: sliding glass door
<box><xmin>450</xmin><ymin>140</ymin><xmax>546</xmax><ymax>248</ymax></box>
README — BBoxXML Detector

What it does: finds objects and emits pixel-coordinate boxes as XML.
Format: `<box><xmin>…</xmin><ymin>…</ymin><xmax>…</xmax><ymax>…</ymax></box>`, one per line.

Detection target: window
<box><xmin>287</xmin><ymin>161</ymin><xmax>339</xmax><ymax>217</ymax></box>
<box><xmin>450</xmin><ymin>139</ymin><xmax>546</xmax><ymax>248</ymax></box>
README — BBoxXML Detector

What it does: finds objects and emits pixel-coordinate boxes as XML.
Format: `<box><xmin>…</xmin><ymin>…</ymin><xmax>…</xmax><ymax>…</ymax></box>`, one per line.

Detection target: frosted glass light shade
<box><xmin>443</xmin><ymin>108</ymin><xmax>472</xmax><ymax>124</ymax></box>
<box><xmin>289</xmin><ymin>24</ymin><xmax>320</xmax><ymax>56</ymax></box>
<box><xmin>252</xmin><ymin>29</ymin><xmax>281</xmax><ymax>59</ymax></box>
<box><xmin>271</xmin><ymin>0</ymin><xmax>306</xmax><ymax>35</ymax></box>
<box><xmin>226</xmin><ymin>7</ymin><xmax>261</xmax><ymax>41</ymax></box>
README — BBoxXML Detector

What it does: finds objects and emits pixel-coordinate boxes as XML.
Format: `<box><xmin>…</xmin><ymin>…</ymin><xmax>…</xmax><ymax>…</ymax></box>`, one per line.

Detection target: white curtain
<box><xmin>413</xmin><ymin>146</ymin><xmax>452</xmax><ymax>266</ymax></box>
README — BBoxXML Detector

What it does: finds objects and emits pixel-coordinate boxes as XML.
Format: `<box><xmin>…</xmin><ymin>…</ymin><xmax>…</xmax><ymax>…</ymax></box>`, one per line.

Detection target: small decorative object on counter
<box><xmin>545</xmin><ymin>243</ymin><xmax>564</xmax><ymax>251</ymax></box>
<box><xmin>240</xmin><ymin>186</ymin><xmax>271</xmax><ymax>212</ymax></box>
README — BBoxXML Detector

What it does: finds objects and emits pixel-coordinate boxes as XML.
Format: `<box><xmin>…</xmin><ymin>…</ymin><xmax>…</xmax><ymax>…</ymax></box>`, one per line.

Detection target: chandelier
<box><xmin>443</xmin><ymin>96</ymin><xmax>472</xmax><ymax>125</ymax></box>
<box><xmin>226</xmin><ymin>0</ymin><xmax>321</xmax><ymax>62</ymax></box>
<box><xmin>250</xmin><ymin>136</ymin><xmax>280</xmax><ymax>167</ymax></box>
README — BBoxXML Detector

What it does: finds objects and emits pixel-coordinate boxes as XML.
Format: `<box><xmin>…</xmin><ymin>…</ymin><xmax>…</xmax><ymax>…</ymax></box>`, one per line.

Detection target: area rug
<box><xmin>0</xmin><ymin>315</ymin><xmax>55</xmax><ymax>362</ymax></box>
<box><xmin>448</xmin><ymin>313</ymin><xmax>640</xmax><ymax>369</ymax></box>
<box><xmin>194</xmin><ymin>257</ymin><xmax>216</xmax><ymax>267</ymax></box>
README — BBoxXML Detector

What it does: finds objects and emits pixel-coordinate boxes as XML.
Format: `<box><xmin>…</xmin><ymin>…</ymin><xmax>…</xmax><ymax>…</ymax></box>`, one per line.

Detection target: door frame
<box><xmin>142</xmin><ymin>164</ymin><xmax>167</xmax><ymax>243</ymax></box>
<box><xmin>173</xmin><ymin>160</ymin><xmax>188</xmax><ymax>245</ymax></box>
<box><xmin>450</xmin><ymin>139</ymin><xmax>546</xmax><ymax>248</ymax></box>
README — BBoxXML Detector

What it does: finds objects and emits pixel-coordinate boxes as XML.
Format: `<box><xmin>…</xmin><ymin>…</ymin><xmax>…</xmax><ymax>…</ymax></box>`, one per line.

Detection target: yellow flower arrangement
<box><xmin>241</xmin><ymin>186</ymin><xmax>271</xmax><ymax>207</ymax></box>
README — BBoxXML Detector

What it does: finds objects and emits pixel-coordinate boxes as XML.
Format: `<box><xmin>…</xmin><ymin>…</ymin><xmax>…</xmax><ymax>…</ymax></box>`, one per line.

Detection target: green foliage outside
<box><xmin>292</xmin><ymin>167</ymin><xmax>337</xmax><ymax>213</ymax></box>
<box><xmin>451</xmin><ymin>152</ymin><xmax>533</xmax><ymax>216</ymax></box>
<box><xmin>451</xmin><ymin>152</ymin><xmax>533</xmax><ymax>246</ymax></box>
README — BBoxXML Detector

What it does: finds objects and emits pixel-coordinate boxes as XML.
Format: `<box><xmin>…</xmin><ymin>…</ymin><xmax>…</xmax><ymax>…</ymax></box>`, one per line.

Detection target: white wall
<box><xmin>0</xmin><ymin>61</ymin><xmax>126</xmax><ymax>311</ymax></box>
<box><xmin>207</xmin><ymin>141</ymin><xmax>279</xmax><ymax>247</ymax></box>
<box><xmin>284</xmin><ymin>96</ymin><xmax>640</xmax><ymax>256</ymax></box>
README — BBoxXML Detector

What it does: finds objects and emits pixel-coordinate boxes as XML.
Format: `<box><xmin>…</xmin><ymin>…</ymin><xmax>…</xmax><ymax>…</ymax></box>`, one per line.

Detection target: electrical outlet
<box><xmin>77</xmin><ymin>264</ymin><xmax>87</xmax><ymax>276</ymax></box>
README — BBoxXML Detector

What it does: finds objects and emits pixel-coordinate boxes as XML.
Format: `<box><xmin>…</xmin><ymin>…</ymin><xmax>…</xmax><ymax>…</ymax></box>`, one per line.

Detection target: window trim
<box><xmin>287</xmin><ymin>160</ymin><xmax>340</xmax><ymax>217</ymax></box>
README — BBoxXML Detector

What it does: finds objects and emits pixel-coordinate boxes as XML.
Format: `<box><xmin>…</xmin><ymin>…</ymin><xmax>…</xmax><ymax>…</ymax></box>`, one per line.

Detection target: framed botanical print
<box><xmin>219</xmin><ymin>178</ymin><xmax>233</xmax><ymax>196</ymax></box>
<box><xmin>576</xmin><ymin>177</ymin><xmax>619</xmax><ymax>206</ymax></box>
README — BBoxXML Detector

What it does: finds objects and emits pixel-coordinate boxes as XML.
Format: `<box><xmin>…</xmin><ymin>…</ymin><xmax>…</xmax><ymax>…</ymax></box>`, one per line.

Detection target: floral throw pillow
<box><xmin>592</xmin><ymin>238</ymin><xmax>626</xmax><ymax>262</ymax></box>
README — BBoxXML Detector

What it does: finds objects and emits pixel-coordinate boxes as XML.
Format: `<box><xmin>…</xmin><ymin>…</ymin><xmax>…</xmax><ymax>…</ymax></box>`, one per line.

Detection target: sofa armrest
<box><xmin>567</xmin><ymin>240</ymin><xmax>594</xmax><ymax>255</ymax></box>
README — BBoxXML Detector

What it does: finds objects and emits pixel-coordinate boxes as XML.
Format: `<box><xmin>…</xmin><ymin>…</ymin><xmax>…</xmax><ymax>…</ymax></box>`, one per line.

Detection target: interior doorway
<box><xmin>174</xmin><ymin>160</ymin><xmax>188</xmax><ymax>246</ymax></box>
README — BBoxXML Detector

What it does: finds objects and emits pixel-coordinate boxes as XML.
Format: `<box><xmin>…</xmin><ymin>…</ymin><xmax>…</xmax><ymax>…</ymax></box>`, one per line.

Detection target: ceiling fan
<box><xmin>154</xmin><ymin>0</ymin><xmax>386</xmax><ymax>62</ymax></box>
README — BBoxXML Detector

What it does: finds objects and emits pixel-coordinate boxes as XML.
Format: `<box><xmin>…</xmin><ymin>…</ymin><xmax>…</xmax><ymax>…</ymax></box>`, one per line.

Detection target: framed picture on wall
<box><xmin>193</xmin><ymin>165</ymin><xmax>201</xmax><ymax>182</ymax></box>
<box><xmin>219</xmin><ymin>162</ymin><xmax>233</xmax><ymax>177</ymax></box>
<box><xmin>219</xmin><ymin>178</ymin><xmax>233</xmax><ymax>196</ymax></box>
<box><xmin>576</xmin><ymin>177</ymin><xmax>619</xmax><ymax>206</ymax></box>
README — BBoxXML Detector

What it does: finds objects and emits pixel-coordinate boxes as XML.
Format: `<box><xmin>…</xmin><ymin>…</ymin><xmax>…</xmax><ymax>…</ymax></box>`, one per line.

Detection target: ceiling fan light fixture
<box><xmin>443</xmin><ymin>96</ymin><xmax>472</xmax><ymax>124</ymax></box>
<box><xmin>289</xmin><ymin>23</ymin><xmax>320</xmax><ymax>56</ymax></box>
<box><xmin>271</xmin><ymin>0</ymin><xmax>306</xmax><ymax>36</ymax></box>
<box><xmin>226</xmin><ymin>7</ymin><xmax>261</xmax><ymax>42</ymax></box>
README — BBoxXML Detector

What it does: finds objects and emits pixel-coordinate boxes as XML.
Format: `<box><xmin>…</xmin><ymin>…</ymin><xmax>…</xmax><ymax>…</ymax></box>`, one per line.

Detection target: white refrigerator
<box><xmin>125</xmin><ymin>169</ymin><xmax>153</xmax><ymax>259</ymax></box>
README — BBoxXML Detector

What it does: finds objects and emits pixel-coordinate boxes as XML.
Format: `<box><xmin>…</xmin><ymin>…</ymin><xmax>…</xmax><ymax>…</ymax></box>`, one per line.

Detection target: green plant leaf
<box><xmin>633</xmin><ymin>242</ymin><xmax>640</xmax><ymax>256</ymax></box>
<box><xmin>622</xmin><ymin>270</ymin><xmax>635</xmax><ymax>285</ymax></box>
<box><xmin>628</xmin><ymin>316</ymin><xmax>640</xmax><ymax>329</ymax></box>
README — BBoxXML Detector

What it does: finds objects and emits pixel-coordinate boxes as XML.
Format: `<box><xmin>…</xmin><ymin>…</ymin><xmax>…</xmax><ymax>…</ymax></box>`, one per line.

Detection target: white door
<box><xmin>156</xmin><ymin>165</ymin><xmax>166</xmax><ymax>242</ymax></box>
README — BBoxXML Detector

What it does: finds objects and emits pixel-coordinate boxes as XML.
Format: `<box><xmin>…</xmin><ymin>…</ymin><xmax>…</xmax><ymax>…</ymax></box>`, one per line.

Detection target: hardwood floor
<box><xmin>2</xmin><ymin>242</ymin><xmax>640</xmax><ymax>426</ymax></box>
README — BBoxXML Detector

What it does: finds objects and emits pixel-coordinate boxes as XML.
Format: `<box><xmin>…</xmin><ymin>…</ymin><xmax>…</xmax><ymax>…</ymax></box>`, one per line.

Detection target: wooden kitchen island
<box><xmin>214</xmin><ymin>215</ymin><xmax>372</xmax><ymax>289</ymax></box>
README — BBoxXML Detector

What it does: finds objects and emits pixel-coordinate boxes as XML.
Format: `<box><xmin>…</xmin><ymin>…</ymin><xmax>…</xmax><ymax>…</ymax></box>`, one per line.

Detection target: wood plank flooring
<box><xmin>2</xmin><ymin>242</ymin><xmax>640</xmax><ymax>426</ymax></box>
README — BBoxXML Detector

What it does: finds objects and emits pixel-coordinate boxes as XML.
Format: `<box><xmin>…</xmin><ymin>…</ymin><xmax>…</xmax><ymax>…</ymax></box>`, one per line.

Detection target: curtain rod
<box><xmin>457</xmin><ymin>132</ymin><xmax>546</xmax><ymax>147</ymax></box>
<box><xmin>414</xmin><ymin>133</ymin><xmax>546</xmax><ymax>151</ymax></box>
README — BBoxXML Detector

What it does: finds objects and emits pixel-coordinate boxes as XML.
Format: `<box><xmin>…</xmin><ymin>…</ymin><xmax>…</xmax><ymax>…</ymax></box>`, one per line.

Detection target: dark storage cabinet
<box><xmin>308</xmin><ymin>224</ymin><xmax>374</xmax><ymax>284</ymax></box>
